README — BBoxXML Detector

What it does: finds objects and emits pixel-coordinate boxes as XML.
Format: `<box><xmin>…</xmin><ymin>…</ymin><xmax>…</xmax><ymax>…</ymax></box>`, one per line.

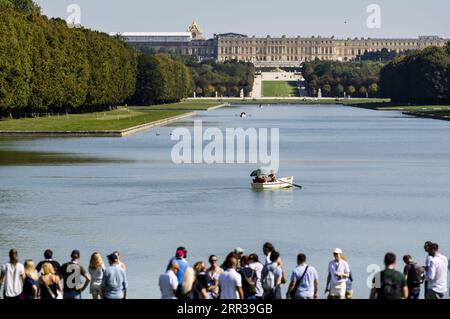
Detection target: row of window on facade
<box><xmin>217</xmin><ymin>40</ymin><xmax>440</xmax><ymax>47</ymax></box>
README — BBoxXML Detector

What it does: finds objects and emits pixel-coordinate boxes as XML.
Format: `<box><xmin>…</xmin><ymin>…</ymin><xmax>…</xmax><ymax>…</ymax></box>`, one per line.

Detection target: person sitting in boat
<box><xmin>268</xmin><ymin>171</ymin><xmax>278</xmax><ymax>182</ymax></box>
<box><xmin>253</xmin><ymin>175</ymin><xmax>268</xmax><ymax>184</ymax></box>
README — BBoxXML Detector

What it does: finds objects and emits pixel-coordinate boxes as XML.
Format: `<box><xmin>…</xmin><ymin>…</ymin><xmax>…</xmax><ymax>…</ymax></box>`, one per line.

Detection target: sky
<box><xmin>34</xmin><ymin>0</ymin><xmax>450</xmax><ymax>39</ymax></box>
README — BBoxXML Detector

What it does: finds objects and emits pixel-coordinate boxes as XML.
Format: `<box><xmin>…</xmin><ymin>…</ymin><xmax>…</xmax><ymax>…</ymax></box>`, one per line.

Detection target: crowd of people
<box><xmin>159</xmin><ymin>241</ymin><xmax>450</xmax><ymax>300</ymax></box>
<box><xmin>1</xmin><ymin>240</ymin><xmax>448</xmax><ymax>300</ymax></box>
<box><xmin>0</xmin><ymin>249</ymin><xmax>127</xmax><ymax>299</ymax></box>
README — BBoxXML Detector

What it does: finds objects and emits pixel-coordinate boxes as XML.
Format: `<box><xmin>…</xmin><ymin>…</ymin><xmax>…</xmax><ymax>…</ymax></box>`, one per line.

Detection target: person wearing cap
<box><xmin>325</xmin><ymin>248</ymin><xmax>350</xmax><ymax>299</ymax></box>
<box><xmin>102</xmin><ymin>253</ymin><xmax>128</xmax><ymax>299</ymax></box>
<box><xmin>60</xmin><ymin>250</ymin><xmax>91</xmax><ymax>299</ymax></box>
<box><xmin>168</xmin><ymin>247</ymin><xmax>189</xmax><ymax>287</ymax></box>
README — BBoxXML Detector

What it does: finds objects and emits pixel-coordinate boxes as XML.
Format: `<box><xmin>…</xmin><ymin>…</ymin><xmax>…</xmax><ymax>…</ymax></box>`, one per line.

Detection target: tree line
<box><xmin>180</xmin><ymin>58</ymin><xmax>255</xmax><ymax>98</ymax></box>
<box><xmin>0</xmin><ymin>1</ymin><xmax>196</xmax><ymax>118</ymax></box>
<box><xmin>302</xmin><ymin>60</ymin><xmax>383</xmax><ymax>98</ymax></box>
<box><xmin>0</xmin><ymin>4</ymin><xmax>137</xmax><ymax>118</ymax></box>
<box><xmin>132</xmin><ymin>54</ymin><xmax>193</xmax><ymax>105</ymax></box>
<box><xmin>380</xmin><ymin>43</ymin><xmax>450</xmax><ymax>104</ymax></box>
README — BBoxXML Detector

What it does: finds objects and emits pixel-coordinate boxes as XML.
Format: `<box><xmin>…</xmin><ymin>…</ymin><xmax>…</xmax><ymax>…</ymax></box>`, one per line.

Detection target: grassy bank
<box><xmin>130</xmin><ymin>101</ymin><xmax>222</xmax><ymax>110</ymax></box>
<box><xmin>0</xmin><ymin>101</ymin><xmax>225</xmax><ymax>133</ymax></box>
<box><xmin>345</xmin><ymin>102</ymin><xmax>450</xmax><ymax>121</ymax></box>
<box><xmin>0</xmin><ymin>109</ymin><xmax>189</xmax><ymax>132</ymax></box>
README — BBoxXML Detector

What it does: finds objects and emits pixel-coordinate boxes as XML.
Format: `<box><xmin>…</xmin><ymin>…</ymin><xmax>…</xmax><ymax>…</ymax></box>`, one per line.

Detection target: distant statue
<box><xmin>240</xmin><ymin>89</ymin><xmax>244</xmax><ymax>99</ymax></box>
<box><xmin>318</xmin><ymin>88</ymin><xmax>322</xmax><ymax>99</ymax></box>
<box><xmin>193</xmin><ymin>91</ymin><xmax>196</xmax><ymax>98</ymax></box>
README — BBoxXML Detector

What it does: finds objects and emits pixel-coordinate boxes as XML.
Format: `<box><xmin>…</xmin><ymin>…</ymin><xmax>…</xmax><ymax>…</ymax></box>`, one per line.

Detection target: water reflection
<box><xmin>0</xmin><ymin>150</ymin><xmax>131</xmax><ymax>166</ymax></box>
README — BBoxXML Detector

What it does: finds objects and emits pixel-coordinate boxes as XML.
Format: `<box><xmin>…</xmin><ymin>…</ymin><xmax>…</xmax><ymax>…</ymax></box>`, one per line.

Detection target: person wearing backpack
<box><xmin>286</xmin><ymin>253</ymin><xmax>319</xmax><ymax>299</ymax></box>
<box><xmin>403</xmin><ymin>255</ymin><xmax>424</xmax><ymax>299</ymax></box>
<box><xmin>239</xmin><ymin>256</ymin><xmax>257</xmax><ymax>299</ymax></box>
<box><xmin>370</xmin><ymin>252</ymin><xmax>408</xmax><ymax>299</ymax></box>
<box><xmin>261</xmin><ymin>251</ymin><xmax>282</xmax><ymax>299</ymax></box>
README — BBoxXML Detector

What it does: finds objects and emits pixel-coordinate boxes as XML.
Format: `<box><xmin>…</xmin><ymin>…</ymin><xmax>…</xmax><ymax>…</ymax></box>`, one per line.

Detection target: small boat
<box><xmin>251</xmin><ymin>176</ymin><xmax>294</xmax><ymax>190</ymax></box>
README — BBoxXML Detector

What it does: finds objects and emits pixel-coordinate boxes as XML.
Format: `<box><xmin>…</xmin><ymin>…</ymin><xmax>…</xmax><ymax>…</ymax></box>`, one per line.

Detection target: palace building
<box><xmin>112</xmin><ymin>22</ymin><xmax>448</xmax><ymax>67</ymax></box>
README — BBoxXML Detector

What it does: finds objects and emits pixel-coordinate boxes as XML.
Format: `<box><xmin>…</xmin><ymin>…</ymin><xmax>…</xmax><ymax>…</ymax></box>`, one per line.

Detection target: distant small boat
<box><xmin>251</xmin><ymin>176</ymin><xmax>294</xmax><ymax>190</ymax></box>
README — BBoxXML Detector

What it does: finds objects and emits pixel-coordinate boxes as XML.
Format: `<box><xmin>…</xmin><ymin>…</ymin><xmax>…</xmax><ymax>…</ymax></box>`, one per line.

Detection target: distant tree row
<box><xmin>302</xmin><ymin>60</ymin><xmax>383</xmax><ymax>98</ymax></box>
<box><xmin>131</xmin><ymin>54</ymin><xmax>193</xmax><ymax>105</ymax></box>
<box><xmin>357</xmin><ymin>48</ymin><xmax>415</xmax><ymax>62</ymax></box>
<box><xmin>0</xmin><ymin>6</ymin><xmax>137</xmax><ymax>118</ymax></box>
<box><xmin>380</xmin><ymin>44</ymin><xmax>450</xmax><ymax>104</ymax></box>
<box><xmin>183</xmin><ymin>58</ymin><xmax>255</xmax><ymax>97</ymax></box>
<box><xmin>130</xmin><ymin>46</ymin><xmax>257</xmax><ymax>98</ymax></box>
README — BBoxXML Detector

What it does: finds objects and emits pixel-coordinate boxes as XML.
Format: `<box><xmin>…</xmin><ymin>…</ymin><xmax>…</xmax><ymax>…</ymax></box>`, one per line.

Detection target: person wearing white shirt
<box><xmin>248</xmin><ymin>254</ymin><xmax>264</xmax><ymax>299</ymax></box>
<box><xmin>0</xmin><ymin>249</ymin><xmax>25</xmax><ymax>299</ymax></box>
<box><xmin>325</xmin><ymin>248</ymin><xmax>350</xmax><ymax>299</ymax></box>
<box><xmin>425</xmin><ymin>243</ymin><xmax>448</xmax><ymax>299</ymax></box>
<box><xmin>219</xmin><ymin>256</ymin><xmax>243</xmax><ymax>299</ymax></box>
<box><xmin>159</xmin><ymin>262</ymin><xmax>179</xmax><ymax>299</ymax></box>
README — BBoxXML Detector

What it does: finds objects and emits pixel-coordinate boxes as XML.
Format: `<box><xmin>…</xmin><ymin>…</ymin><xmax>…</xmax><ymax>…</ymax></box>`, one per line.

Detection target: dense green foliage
<box><xmin>357</xmin><ymin>48</ymin><xmax>415</xmax><ymax>62</ymax></box>
<box><xmin>0</xmin><ymin>0</ymin><xmax>40</xmax><ymax>14</ymax></box>
<box><xmin>303</xmin><ymin>60</ymin><xmax>384</xmax><ymax>98</ymax></box>
<box><xmin>184</xmin><ymin>59</ymin><xmax>255</xmax><ymax>97</ymax></box>
<box><xmin>380</xmin><ymin>44</ymin><xmax>450</xmax><ymax>104</ymax></box>
<box><xmin>0</xmin><ymin>7</ymin><xmax>137</xmax><ymax>118</ymax></box>
<box><xmin>132</xmin><ymin>54</ymin><xmax>193</xmax><ymax>105</ymax></box>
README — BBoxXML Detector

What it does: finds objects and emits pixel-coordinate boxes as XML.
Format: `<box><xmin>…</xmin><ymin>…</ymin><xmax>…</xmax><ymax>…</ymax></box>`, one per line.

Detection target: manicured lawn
<box><xmin>262</xmin><ymin>81</ymin><xmax>299</xmax><ymax>97</ymax></box>
<box><xmin>130</xmin><ymin>101</ymin><xmax>222</xmax><ymax>110</ymax></box>
<box><xmin>0</xmin><ymin>109</ymin><xmax>189</xmax><ymax>131</ymax></box>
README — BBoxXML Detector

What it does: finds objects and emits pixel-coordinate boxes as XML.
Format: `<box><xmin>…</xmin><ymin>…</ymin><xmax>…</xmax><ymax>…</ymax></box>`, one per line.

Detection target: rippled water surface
<box><xmin>1</xmin><ymin>105</ymin><xmax>450</xmax><ymax>298</ymax></box>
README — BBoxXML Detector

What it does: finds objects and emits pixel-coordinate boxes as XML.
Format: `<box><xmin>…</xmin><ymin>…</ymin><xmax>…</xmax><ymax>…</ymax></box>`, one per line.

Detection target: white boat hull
<box><xmin>251</xmin><ymin>176</ymin><xmax>294</xmax><ymax>190</ymax></box>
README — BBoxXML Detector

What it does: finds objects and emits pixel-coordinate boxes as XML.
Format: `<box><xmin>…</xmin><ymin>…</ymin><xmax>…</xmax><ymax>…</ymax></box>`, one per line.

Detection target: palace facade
<box><xmin>112</xmin><ymin>22</ymin><xmax>448</xmax><ymax>67</ymax></box>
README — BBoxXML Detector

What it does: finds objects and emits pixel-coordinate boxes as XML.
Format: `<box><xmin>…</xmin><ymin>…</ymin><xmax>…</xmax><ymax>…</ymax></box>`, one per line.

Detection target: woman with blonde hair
<box><xmin>192</xmin><ymin>261</ymin><xmax>209</xmax><ymax>299</ymax></box>
<box><xmin>88</xmin><ymin>252</ymin><xmax>105</xmax><ymax>299</ymax></box>
<box><xmin>179</xmin><ymin>267</ymin><xmax>195</xmax><ymax>299</ymax></box>
<box><xmin>22</xmin><ymin>260</ymin><xmax>39</xmax><ymax>299</ymax></box>
<box><xmin>39</xmin><ymin>263</ymin><xmax>62</xmax><ymax>300</ymax></box>
<box><xmin>341</xmin><ymin>255</ymin><xmax>353</xmax><ymax>299</ymax></box>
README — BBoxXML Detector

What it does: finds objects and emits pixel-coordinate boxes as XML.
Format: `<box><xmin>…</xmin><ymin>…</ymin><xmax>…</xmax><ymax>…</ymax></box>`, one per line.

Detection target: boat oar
<box><xmin>282</xmin><ymin>179</ymin><xmax>303</xmax><ymax>189</ymax></box>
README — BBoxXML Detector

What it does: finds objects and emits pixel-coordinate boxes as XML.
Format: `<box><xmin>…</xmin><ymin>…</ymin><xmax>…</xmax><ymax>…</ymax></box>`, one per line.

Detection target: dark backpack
<box><xmin>380</xmin><ymin>271</ymin><xmax>402</xmax><ymax>299</ymax></box>
<box><xmin>241</xmin><ymin>268</ymin><xmax>257</xmax><ymax>297</ymax></box>
<box><xmin>406</xmin><ymin>263</ymin><xmax>424</xmax><ymax>287</ymax></box>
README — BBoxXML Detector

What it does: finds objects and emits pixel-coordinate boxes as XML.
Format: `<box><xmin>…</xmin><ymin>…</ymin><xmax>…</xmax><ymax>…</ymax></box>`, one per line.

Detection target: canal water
<box><xmin>1</xmin><ymin>104</ymin><xmax>450</xmax><ymax>299</ymax></box>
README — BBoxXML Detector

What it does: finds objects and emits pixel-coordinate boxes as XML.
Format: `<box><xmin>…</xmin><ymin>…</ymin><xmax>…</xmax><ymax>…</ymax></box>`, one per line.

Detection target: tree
<box><xmin>0</xmin><ymin>5</ymin><xmax>138</xmax><ymax>117</ymax></box>
<box><xmin>203</xmin><ymin>85</ymin><xmax>215</xmax><ymax>97</ymax></box>
<box><xmin>195</xmin><ymin>87</ymin><xmax>203</xmax><ymax>96</ymax></box>
<box><xmin>368</xmin><ymin>83</ymin><xmax>379</xmax><ymax>97</ymax></box>
<box><xmin>303</xmin><ymin>60</ymin><xmax>384</xmax><ymax>98</ymax></box>
<box><xmin>322</xmin><ymin>84</ymin><xmax>332</xmax><ymax>97</ymax></box>
<box><xmin>333</xmin><ymin>84</ymin><xmax>344</xmax><ymax>97</ymax></box>
<box><xmin>347</xmin><ymin>85</ymin><xmax>356</xmax><ymax>97</ymax></box>
<box><xmin>380</xmin><ymin>46</ymin><xmax>450</xmax><ymax>104</ymax></box>
<box><xmin>359</xmin><ymin>86</ymin><xmax>368</xmax><ymax>97</ymax></box>
<box><xmin>0</xmin><ymin>0</ymin><xmax>40</xmax><ymax>14</ymax></box>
